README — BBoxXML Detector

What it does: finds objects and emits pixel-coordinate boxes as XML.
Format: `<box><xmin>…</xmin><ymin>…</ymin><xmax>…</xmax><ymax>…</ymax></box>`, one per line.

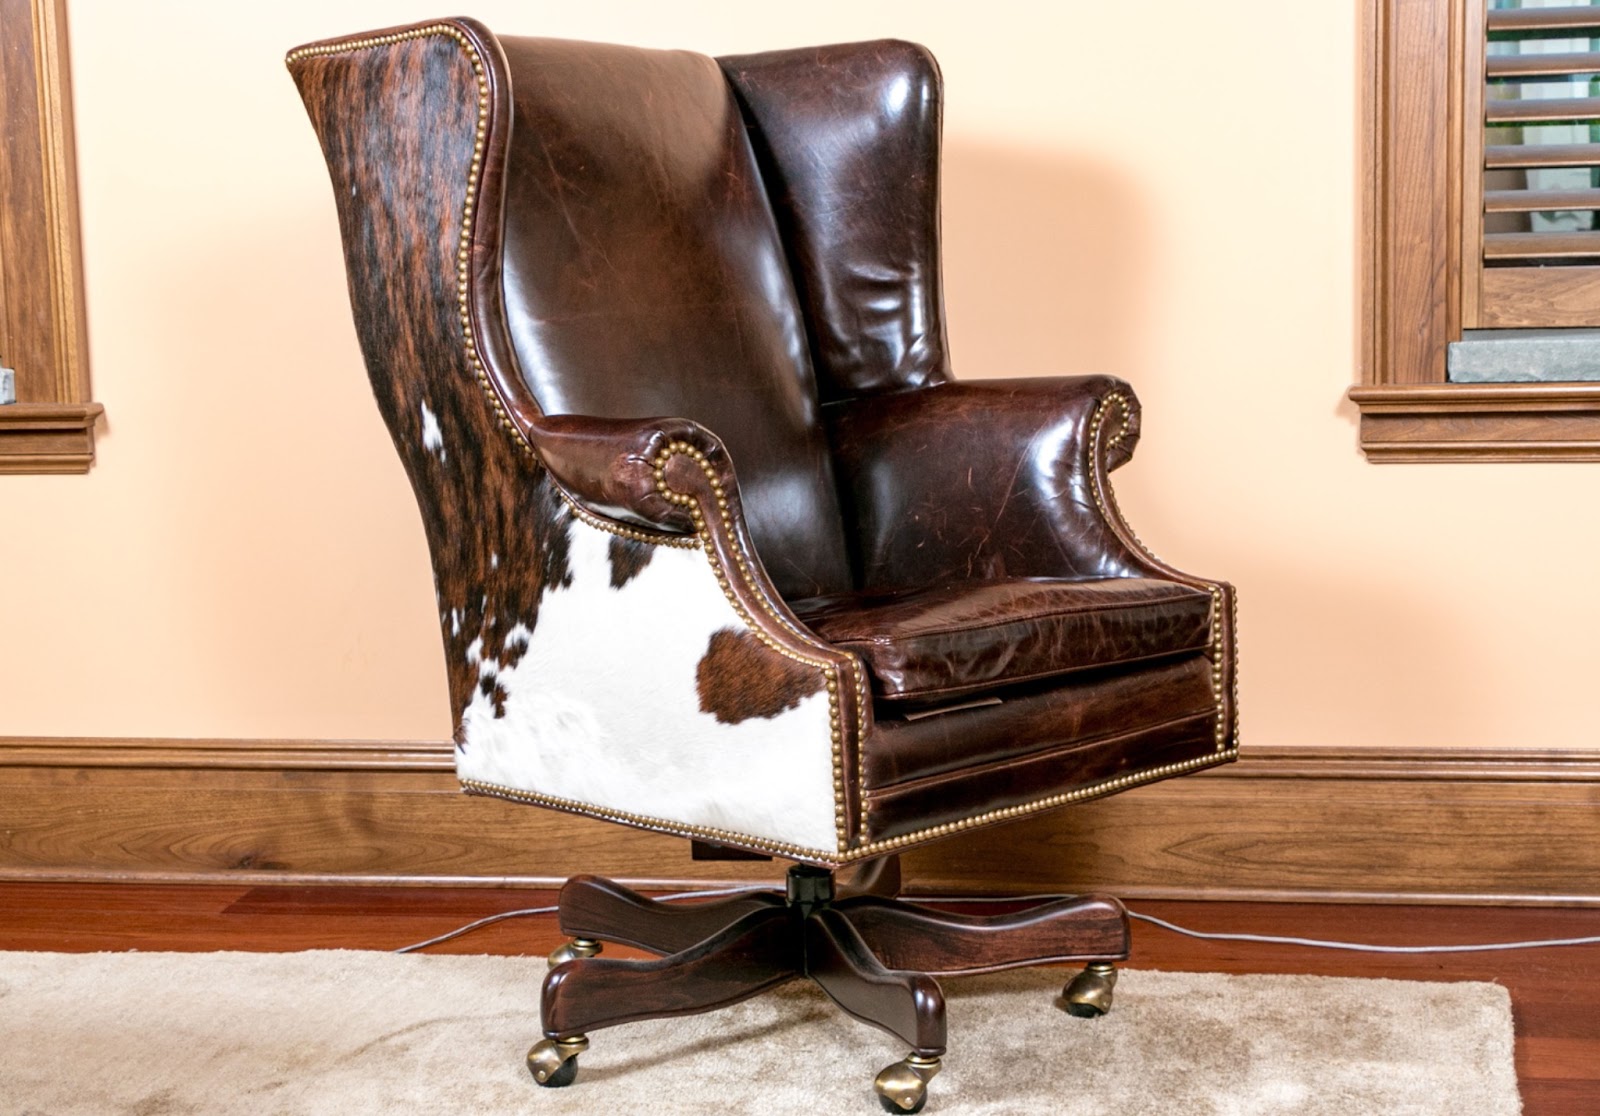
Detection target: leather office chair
<box><xmin>290</xmin><ymin>19</ymin><xmax>1237</xmax><ymax>1112</ymax></box>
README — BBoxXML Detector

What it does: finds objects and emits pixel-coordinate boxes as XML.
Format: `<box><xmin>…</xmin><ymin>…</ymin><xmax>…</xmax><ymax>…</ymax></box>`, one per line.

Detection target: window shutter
<box><xmin>1476</xmin><ymin>2</ymin><xmax>1600</xmax><ymax>325</ymax></box>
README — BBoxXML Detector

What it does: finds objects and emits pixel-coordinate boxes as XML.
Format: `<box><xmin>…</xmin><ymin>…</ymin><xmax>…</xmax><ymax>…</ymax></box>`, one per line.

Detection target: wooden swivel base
<box><xmin>527</xmin><ymin>859</ymin><xmax>1129</xmax><ymax>1113</ymax></box>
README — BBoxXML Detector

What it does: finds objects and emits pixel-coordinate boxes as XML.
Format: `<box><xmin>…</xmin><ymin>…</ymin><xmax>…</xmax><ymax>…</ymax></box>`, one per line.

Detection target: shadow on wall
<box><xmin>142</xmin><ymin>193</ymin><xmax>448</xmax><ymax>735</ymax></box>
<box><xmin>940</xmin><ymin>138</ymin><xmax>1149</xmax><ymax>381</ymax></box>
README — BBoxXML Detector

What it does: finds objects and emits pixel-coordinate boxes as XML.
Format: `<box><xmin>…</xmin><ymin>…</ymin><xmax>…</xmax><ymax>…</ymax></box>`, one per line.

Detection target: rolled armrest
<box><xmin>522</xmin><ymin>413</ymin><xmax>732</xmax><ymax>535</ymax></box>
<box><xmin>522</xmin><ymin>409</ymin><xmax>871</xmax><ymax>785</ymax></box>
<box><xmin>523</xmin><ymin>408</ymin><xmax>841</xmax><ymax>648</ymax></box>
<box><xmin>823</xmin><ymin>376</ymin><xmax>1150</xmax><ymax>587</ymax></box>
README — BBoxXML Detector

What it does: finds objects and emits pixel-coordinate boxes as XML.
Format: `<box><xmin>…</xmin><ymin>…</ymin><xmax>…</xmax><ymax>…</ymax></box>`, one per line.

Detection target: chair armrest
<box><xmin>523</xmin><ymin>413</ymin><xmax>723</xmax><ymax>536</ymax></box>
<box><xmin>522</xmin><ymin>409</ymin><xmax>851</xmax><ymax>658</ymax></box>
<box><xmin>828</xmin><ymin>375</ymin><xmax>1237</xmax><ymax>757</ymax></box>
<box><xmin>824</xmin><ymin>376</ymin><xmax>1155</xmax><ymax>586</ymax></box>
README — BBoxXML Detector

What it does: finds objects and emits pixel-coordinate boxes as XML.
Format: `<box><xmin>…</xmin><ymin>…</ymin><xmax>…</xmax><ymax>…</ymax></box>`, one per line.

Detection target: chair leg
<box><xmin>834</xmin><ymin>892</ymin><xmax>1129</xmax><ymax>976</ymax></box>
<box><xmin>805</xmin><ymin>907</ymin><xmax>946</xmax><ymax>1114</ymax></box>
<box><xmin>804</xmin><ymin>906</ymin><xmax>946</xmax><ymax>1055</ymax></box>
<box><xmin>538</xmin><ymin>904</ymin><xmax>801</xmax><ymax>1040</ymax></box>
<box><xmin>552</xmin><ymin>873</ymin><xmax>785</xmax><ymax>958</ymax></box>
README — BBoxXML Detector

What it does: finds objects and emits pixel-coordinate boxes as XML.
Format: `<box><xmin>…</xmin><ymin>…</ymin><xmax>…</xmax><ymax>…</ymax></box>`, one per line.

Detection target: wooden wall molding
<box><xmin>1349</xmin><ymin>383</ymin><xmax>1600</xmax><ymax>462</ymax></box>
<box><xmin>0</xmin><ymin>0</ymin><xmax>101</xmax><ymax>472</ymax></box>
<box><xmin>1221</xmin><ymin>742</ymin><xmax>1600</xmax><ymax>781</ymax></box>
<box><xmin>0</xmin><ymin>735</ymin><xmax>452</xmax><ymax>771</ymax></box>
<box><xmin>9</xmin><ymin>735</ymin><xmax>1600</xmax><ymax>780</ymax></box>
<box><xmin>4</xmin><ymin>736</ymin><xmax>1599</xmax><ymax>904</ymax></box>
<box><xmin>0</xmin><ymin>401</ymin><xmax>104</xmax><ymax>473</ymax></box>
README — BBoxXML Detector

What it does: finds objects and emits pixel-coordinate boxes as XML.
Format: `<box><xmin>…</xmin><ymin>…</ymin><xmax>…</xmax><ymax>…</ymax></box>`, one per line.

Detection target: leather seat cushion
<box><xmin>793</xmin><ymin>577</ymin><xmax>1214</xmax><ymax>702</ymax></box>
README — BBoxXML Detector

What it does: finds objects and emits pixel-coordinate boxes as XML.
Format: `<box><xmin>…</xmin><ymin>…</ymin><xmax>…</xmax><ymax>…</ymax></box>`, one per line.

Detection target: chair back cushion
<box><xmin>720</xmin><ymin>41</ymin><xmax>952</xmax><ymax>402</ymax></box>
<box><xmin>496</xmin><ymin>36</ymin><xmax>851</xmax><ymax>599</ymax></box>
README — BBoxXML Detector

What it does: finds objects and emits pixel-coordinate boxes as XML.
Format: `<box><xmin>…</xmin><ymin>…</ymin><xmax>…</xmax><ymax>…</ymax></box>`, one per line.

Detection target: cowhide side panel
<box><xmin>292</xmin><ymin>29</ymin><xmax>560</xmax><ymax>740</ymax></box>
<box><xmin>456</xmin><ymin>515</ymin><xmax>840</xmax><ymax>852</ymax></box>
<box><xmin>294</xmin><ymin>32</ymin><xmax>556</xmax><ymax>738</ymax></box>
<box><xmin>696</xmin><ymin>628</ymin><xmax>823</xmax><ymax>723</ymax></box>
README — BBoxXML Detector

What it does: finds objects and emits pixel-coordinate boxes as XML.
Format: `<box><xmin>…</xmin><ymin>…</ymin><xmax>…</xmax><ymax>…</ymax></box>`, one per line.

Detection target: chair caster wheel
<box><xmin>1060</xmin><ymin>961</ymin><xmax>1118</xmax><ymax>1018</ymax></box>
<box><xmin>547</xmin><ymin>937</ymin><xmax>602</xmax><ymax>967</ymax></box>
<box><xmin>527</xmin><ymin>1035</ymin><xmax>588</xmax><ymax>1088</ymax></box>
<box><xmin>874</xmin><ymin>1053</ymin><xmax>941</xmax><ymax>1113</ymax></box>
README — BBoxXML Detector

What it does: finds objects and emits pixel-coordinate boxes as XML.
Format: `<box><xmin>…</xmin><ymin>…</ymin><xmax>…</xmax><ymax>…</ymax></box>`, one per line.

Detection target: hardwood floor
<box><xmin>2</xmin><ymin>882</ymin><xmax>1595</xmax><ymax>1113</ymax></box>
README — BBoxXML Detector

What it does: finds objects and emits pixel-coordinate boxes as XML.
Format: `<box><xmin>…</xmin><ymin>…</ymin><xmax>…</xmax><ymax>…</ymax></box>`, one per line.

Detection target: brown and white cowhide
<box><xmin>454</xmin><ymin>514</ymin><xmax>840</xmax><ymax>854</ymax></box>
<box><xmin>696</xmin><ymin>629</ymin><xmax>823</xmax><ymax>724</ymax></box>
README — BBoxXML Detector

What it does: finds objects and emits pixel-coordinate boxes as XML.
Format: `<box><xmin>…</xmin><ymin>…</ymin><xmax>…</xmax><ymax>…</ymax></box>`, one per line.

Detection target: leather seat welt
<box><xmin>862</xmin><ymin>653</ymin><xmax>1216</xmax><ymax>788</ymax></box>
<box><xmin>825</xmin><ymin>596</ymin><xmax>1211</xmax><ymax>644</ymax></box>
<box><xmin>874</xmin><ymin>647</ymin><xmax>1215</xmax><ymax>704</ymax></box>
<box><xmin>868</xmin><ymin>708</ymin><xmax>1218</xmax><ymax>797</ymax></box>
<box><xmin>861</xmin><ymin>712</ymin><xmax>1218</xmax><ymax>844</ymax></box>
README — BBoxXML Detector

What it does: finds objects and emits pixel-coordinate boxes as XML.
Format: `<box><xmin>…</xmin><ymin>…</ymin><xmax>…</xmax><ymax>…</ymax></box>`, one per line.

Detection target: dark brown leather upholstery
<box><xmin>794</xmin><ymin>577</ymin><xmax>1214</xmax><ymax>703</ymax></box>
<box><xmin>496</xmin><ymin>35</ymin><xmax>852</xmax><ymax>600</ymax></box>
<box><xmin>862</xmin><ymin>656</ymin><xmax>1218</xmax><ymax>842</ymax></box>
<box><xmin>824</xmin><ymin>377</ymin><xmax>1151</xmax><ymax>590</ymax></box>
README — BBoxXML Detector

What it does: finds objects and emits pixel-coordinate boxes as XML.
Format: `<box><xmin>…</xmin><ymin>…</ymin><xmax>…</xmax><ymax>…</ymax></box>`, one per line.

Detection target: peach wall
<box><xmin>1</xmin><ymin>0</ymin><xmax>1594</xmax><ymax>749</ymax></box>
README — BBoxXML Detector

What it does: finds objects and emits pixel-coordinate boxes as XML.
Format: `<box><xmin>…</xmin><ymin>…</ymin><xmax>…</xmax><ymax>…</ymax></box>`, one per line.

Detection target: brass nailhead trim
<box><xmin>1230</xmin><ymin>584</ymin><xmax>1241</xmax><ymax>744</ymax></box>
<box><xmin>560</xmin><ymin>496</ymin><xmax>700</xmax><ymax>549</ymax></box>
<box><xmin>462</xmin><ymin>747</ymin><xmax>1237</xmax><ymax>865</ymax></box>
<box><xmin>854</xmin><ymin>664</ymin><xmax>871</xmax><ymax>844</ymax></box>
<box><xmin>1088</xmin><ymin>393</ymin><xmax>1237</xmax><ymax>753</ymax></box>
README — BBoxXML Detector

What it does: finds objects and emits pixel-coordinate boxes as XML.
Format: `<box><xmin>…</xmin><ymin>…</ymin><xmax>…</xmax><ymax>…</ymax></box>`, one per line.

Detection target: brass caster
<box><xmin>874</xmin><ymin>1053</ymin><xmax>941</xmax><ymax>1114</ymax></box>
<box><xmin>527</xmin><ymin>1034</ymin><xmax>588</xmax><ymax>1088</ymax></box>
<box><xmin>547</xmin><ymin>937</ymin><xmax>602</xmax><ymax>967</ymax></box>
<box><xmin>1060</xmin><ymin>961</ymin><xmax>1118</xmax><ymax>1018</ymax></box>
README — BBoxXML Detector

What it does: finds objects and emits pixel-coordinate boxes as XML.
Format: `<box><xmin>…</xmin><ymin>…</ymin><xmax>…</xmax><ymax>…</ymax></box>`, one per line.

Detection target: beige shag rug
<box><xmin>0</xmin><ymin>950</ymin><xmax>1518</xmax><ymax>1115</ymax></box>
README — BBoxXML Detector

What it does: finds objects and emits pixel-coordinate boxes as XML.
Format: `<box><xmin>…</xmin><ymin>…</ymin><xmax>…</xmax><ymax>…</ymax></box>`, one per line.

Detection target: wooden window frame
<box><xmin>1353</xmin><ymin>0</ymin><xmax>1600</xmax><ymax>462</ymax></box>
<box><xmin>0</xmin><ymin>0</ymin><xmax>100</xmax><ymax>473</ymax></box>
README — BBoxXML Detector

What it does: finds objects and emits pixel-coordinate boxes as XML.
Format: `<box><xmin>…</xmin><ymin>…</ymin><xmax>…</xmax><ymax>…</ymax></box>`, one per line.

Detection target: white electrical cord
<box><xmin>394</xmin><ymin>889</ymin><xmax>1600</xmax><ymax>956</ymax></box>
<box><xmin>394</xmin><ymin>884</ymin><xmax>768</xmax><ymax>954</ymax></box>
<box><xmin>1125</xmin><ymin>909</ymin><xmax>1600</xmax><ymax>954</ymax></box>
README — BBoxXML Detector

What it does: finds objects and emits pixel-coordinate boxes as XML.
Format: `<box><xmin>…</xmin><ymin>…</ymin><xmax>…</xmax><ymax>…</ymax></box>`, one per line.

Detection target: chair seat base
<box><xmin>531</xmin><ymin>862</ymin><xmax>1130</xmax><ymax>1110</ymax></box>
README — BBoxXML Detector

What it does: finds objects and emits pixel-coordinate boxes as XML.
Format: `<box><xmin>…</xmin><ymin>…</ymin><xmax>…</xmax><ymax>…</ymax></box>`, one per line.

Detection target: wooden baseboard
<box><xmin>3</xmin><ymin>737</ymin><xmax>1598</xmax><ymax>904</ymax></box>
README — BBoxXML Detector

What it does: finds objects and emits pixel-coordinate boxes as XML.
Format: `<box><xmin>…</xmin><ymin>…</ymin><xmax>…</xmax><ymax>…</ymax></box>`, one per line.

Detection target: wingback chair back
<box><xmin>292</xmin><ymin>22</ymin><xmax>895</xmax><ymax>856</ymax></box>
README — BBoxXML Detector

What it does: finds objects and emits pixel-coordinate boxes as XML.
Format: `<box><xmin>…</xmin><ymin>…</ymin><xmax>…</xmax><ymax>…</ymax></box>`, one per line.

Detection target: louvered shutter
<box><xmin>1475</xmin><ymin>1</ymin><xmax>1600</xmax><ymax>325</ymax></box>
